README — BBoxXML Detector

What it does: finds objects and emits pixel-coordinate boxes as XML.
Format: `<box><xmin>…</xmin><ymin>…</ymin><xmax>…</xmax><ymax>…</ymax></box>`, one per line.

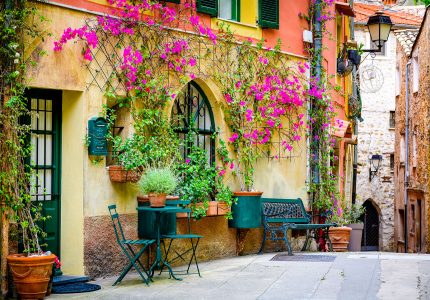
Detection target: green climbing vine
<box><xmin>0</xmin><ymin>0</ymin><xmax>50</xmax><ymax>255</ymax></box>
<box><xmin>307</xmin><ymin>0</ymin><xmax>342</xmax><ymax>215</ymax></box>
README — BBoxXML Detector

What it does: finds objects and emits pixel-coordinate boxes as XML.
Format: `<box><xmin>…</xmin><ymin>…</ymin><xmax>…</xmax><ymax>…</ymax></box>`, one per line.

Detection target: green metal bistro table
<box><xmin>136</xmin><ymin>205</ymin><xmax>188</xmax><ymax>280</ymax></box>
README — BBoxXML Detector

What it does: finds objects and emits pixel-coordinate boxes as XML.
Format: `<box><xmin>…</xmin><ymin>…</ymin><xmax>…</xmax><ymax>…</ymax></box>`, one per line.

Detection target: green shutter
<box><xmin>259</xmin><ymin>0</ymin><xmax>279</xmax><ymax>29</ymax></box>
<box><xmin>197</xmin><ymin>0</ymin><xmax>218</xmax><ymax>17</ymax></box>
<box><xmin>165</xmin><ymin>0</ymin><xmax>180</xmax><ymax>3</ymax></box>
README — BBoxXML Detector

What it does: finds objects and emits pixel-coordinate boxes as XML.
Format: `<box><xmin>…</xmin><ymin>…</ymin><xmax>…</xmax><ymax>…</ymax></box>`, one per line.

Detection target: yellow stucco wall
<box><xmin>61</xmin><ymin>91</ymin><xmax>85</xmax><ymax>275</ymax></box>
<box><xmin>27</xmin><ymin>2</ymin><xmax>310</xmax><ymax>275</ymax></box>
<box><xmin>211</xmin><ymin>0</ymin><xmax>262</xmax><ymax>40</ymax></box>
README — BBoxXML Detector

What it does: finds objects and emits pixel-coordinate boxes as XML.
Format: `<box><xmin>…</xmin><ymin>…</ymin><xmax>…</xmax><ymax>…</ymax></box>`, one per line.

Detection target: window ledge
<box><xmin>389</xmin><ymin>127</ymin><xmax>395</xmax><ymax>131</ymax></box>
<box><xmin>216</xmin><ymin>18</ymin><xmax>258</xmax><ymax>29</ymax></box>
<box><xmin>212</xmin><ymin>18</ymin><xmax>262</xmax><ymax>40</ymax></box>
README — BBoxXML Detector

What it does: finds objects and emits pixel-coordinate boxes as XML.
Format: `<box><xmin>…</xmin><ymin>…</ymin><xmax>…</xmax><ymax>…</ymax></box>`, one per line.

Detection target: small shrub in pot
<box><xmin>139</xmin><ymin>168</ymin><xmax>178</xmax><ymax>207</ymax></box>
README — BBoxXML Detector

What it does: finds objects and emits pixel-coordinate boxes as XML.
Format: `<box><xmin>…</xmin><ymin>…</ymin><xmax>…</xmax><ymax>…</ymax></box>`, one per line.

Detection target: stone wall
<box><xmin>394</xmin><ymin>9</ymin><xmax>430</xmax><ymax>253</ymax></box>
<box><xmin>83</xmin><ymin>213</ymin><xmax>313</xmax><ymax>278</ymax></box>
<box><xmin>355</xmin><ymin>27</ymin><xmax>396</xmax><ymax>251</ymax></box>
<box><xmin>394</xmin><ymin>37</ymin><xmax>409</xmax><ymax>253</ymax></box>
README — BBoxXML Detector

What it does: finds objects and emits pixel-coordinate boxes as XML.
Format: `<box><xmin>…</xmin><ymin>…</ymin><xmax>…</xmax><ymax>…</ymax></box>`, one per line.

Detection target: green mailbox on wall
<box><xmin>88</xmin><ymin>117</ymin><xmax>108</xmax><ymax>156</ymax></box>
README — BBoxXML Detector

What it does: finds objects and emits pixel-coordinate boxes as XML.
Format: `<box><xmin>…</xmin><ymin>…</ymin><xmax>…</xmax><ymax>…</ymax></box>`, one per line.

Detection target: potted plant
<box><xmin>217</xmin><ymin>40</ymin><xmax>307</xmax><ymax>228</ymax></box>
<box><xmin>345</xmin><ymin>203</ymin><xmax>365</xmax><ymax>252</ymax></box>
<box><xmin>103</xmin><ymin>100</ymin><xmax>179</xmax><ymax>184</ymax></box>
<box><xmin>5</xmin><ymin>193</ymin><xmax>56</xmax><ymax>299</ymax></box>
<box><xmin>347</xmin><ymin>50</ymin><xmax>361</xmax><ymax>66</ymax></box>
<box><xmin>175</xmin><ymin>130</ymin><xmax>233</xmax><ymax>219</ymax></box>
<box><xmin>139</xmin><ymin>167</ymin><xmax>178</xmax><ymax>207</ymax></box>
<box><xmin>327</xmin><ymin>206</ymin><xmax>352</xmax><ymax>252</ymax></box>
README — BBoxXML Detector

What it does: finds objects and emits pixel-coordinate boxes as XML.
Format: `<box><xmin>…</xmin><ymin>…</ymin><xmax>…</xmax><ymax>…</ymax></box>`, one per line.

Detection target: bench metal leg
<box><xmin>284</xmin><ymin>228</ymin><xmax>293</xmax><ymax>256</ymax></box>
<box><xmin>324</xmin><ymin>227</ymin><xmax>333</xmax><ymax>252</ymax></box>
<box><xmin>258</xmin><ymin>227</ymin><xmax>267</xmax><ymax>254</ymax></box>
<box><xmin>301</xmin><ymin>229</ymin><xmax>311</xmax><ymax>251</ymax></box>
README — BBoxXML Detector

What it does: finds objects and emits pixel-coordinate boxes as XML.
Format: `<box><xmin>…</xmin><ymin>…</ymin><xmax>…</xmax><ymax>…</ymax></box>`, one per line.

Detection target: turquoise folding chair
<box><xmin>161</xmin><ymin>200</ymin><xmax>203</xmax><ymax>277</ymax></box>
<box><xmin>108</xmin><ymin>204</ymin><xmax>155</xmax><ymax>285</ymax></box>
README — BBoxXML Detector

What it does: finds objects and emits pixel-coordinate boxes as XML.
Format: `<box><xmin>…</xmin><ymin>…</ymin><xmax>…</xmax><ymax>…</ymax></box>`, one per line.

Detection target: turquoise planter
<box><xmin>228</xmin><ymin>192</ymin><xmax>263</xmax><ymax>228</ymax></box>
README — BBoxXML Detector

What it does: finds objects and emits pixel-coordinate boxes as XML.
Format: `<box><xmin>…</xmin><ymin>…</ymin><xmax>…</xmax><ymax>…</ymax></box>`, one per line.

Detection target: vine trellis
<box><xmin>81</xmin><ymin>14</ymin><xmax>304</xmax><ymax>160</ymax></box>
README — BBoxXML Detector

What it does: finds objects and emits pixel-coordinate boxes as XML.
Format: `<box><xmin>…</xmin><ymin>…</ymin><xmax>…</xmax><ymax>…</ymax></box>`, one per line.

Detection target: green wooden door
<box><xmin>28</xmin><ymin>89</ymin><xmax>62</xmax><ymax>257</ymax></box>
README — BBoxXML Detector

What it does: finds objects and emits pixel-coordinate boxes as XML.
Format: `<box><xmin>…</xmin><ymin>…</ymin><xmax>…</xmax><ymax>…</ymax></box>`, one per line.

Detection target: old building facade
<box><xmin>354</xmin><ymin>2</ymin><xmax>422</xmax><ymax>251</ymax></box>
<box><xmin>1</xmin><ymin>0</ymin><xmax>357</xmax><ymax>283</ymax></box>
<box><xmin>394</xmin><ymin>6</ymin><xmax>430</xmax><ymax>253</ymax></box>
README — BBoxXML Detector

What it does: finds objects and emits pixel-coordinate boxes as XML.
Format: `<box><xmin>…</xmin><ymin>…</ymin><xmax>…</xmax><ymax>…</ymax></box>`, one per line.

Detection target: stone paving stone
<box><xmin>48</xmin><ymin>252</ymin><xmax>430</xmax><ymax>300</ymax></box>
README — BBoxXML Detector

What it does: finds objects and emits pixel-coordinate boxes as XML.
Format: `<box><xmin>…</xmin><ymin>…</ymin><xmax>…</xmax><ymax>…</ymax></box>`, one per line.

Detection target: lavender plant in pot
<box><xmin>139</xmin><ymin>167</ymin><xmax>178</xmax><ymax>207</ymax></box>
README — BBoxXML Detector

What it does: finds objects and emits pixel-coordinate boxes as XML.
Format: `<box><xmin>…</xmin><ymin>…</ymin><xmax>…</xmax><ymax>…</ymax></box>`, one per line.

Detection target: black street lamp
<box><xmin>362</xmin><ymin>11</ymin><xmax>393</xmax><ymax>53</ymax></box>
<box><xmin>369</xmin><ymin>154</ymin><xmax>383</xmax><ymax>181</ymax></box>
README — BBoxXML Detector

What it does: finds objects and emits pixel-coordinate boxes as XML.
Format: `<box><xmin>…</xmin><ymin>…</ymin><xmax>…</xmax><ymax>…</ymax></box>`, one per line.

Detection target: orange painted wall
<box><xmin>263</xmin><ymin>0</ymin><xmax>310</xmax><ymax>56</ymax></box>
<box><xmin>322</xmin><ymin>0</ymin><xmax>353</xmax><ymax>196</ymax></box>
<box><xmin>50</xmin><ymin>0</ymin><xmax>113</xmax><ymax>14</ymax></box>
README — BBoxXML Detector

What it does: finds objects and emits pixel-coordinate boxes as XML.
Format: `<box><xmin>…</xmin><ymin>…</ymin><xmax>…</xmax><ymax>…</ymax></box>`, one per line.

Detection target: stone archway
<box><xmin>361</xmin><ymin>199</ymin><xmax>380</xmax><ymax>251</ymax></box>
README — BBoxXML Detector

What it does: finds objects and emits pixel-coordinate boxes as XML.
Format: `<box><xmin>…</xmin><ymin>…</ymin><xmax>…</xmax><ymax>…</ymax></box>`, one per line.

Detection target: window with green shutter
<box><xmin>197</xmin><ymin>0</ymin><xmax>218</xmax><ymax>17</ymax></box>
<box><xmin>258</xmin><ymin>0</ymin><xmax>279</xmax><ymax>29</ymax></box>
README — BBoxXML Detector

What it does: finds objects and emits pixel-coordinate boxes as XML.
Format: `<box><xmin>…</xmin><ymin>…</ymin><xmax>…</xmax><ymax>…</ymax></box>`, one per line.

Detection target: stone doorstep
<box><xmin>52</xmin><ymin>275</ymin><xmax>90</xmax><ymax>286</ymax></box>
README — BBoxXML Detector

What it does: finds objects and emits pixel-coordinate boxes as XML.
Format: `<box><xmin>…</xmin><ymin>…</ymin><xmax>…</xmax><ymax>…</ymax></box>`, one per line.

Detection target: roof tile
<box><xmin>394</xmin><ymin>29</ymin><xmax>419</xmax><ymax>56</ymax></box>
<box><xmin>354</xmin><ymin>2</ymin><xmax>422</xmax><ymax>26</ymax></box>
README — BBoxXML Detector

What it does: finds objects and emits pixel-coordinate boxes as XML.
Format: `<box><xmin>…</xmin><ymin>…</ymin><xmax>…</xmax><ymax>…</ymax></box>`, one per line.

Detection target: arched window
<box><xmin>171</xmin><ymin>81</ymin><xmax>215</xmax><ymax>164</ymax></box>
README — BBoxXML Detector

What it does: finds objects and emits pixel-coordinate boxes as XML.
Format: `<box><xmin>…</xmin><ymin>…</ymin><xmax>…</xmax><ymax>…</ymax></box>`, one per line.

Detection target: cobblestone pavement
<box><xmin>49</xmin><ymin>252</ymin><xmax>430</xmax><ymax>300</ymax></box>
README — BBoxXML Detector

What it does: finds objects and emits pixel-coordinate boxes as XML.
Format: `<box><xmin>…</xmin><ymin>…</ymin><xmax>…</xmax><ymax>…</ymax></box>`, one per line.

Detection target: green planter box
<box><xmin>137</xmin><ymin>200</ymin><xmax>177</xmax><ymax>239</ymax></box>
<box><xmin>228</xmin><ymin>192</ymin><xmax>263</xmax><ymax>228</ymax></box>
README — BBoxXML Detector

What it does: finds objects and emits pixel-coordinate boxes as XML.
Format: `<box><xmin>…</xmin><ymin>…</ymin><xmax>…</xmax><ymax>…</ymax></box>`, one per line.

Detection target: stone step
<box><xmin>53</xmin><ymin>275</ymin><xmax>90</xmax><ymax>286</ymax></box>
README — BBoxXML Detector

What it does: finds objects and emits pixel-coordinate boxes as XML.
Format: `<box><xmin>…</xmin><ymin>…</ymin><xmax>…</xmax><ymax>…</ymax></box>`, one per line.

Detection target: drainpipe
<box><xmin>311</xmin><ymin>0</ymin><xmax>322</xmax><ymax>203</ymax></box>
<box><xmin>404</xmin><ymin>60</ymin><xmax>411</xmax><ymax>253</ymax></box>
<box><xmin>349</xmin><ymin>0</ymin><xmax>359</xmax><ymax>205</ymax></box>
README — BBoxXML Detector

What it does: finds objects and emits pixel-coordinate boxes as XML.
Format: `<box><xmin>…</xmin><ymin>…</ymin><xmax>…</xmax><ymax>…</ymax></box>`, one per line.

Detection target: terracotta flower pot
<box><xmin>148</xmin><ymin>193</ymin><xmax>167</xmax><ymax>207</ymax></box>
<box><xmin>328</xmin><ymin>227</ymin><xmax>352</xmax><ymax>252</ymax></box>
<box><xmin>207</xmin><ymin>201</ymin><xmax>218</xmax><ymax>216</ymax></box>
<box><xmin>7</xmin><ymin>253</ymin><xmax>56</xmax><ymax>299</ymax></box>
<box><xmin>217</xmin><ymin>202</ymin><xmax>231</xmax><ymax>215</ymax></box>
<box><xmin>107</xmin><ymin>165</ymin><xmax>141</xmax><ymax>183</ymax></box>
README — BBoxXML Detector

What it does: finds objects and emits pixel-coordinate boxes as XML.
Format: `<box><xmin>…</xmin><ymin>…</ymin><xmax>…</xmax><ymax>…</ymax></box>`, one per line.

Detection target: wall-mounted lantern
<box><xmin>362</xmin><ymin>11</ymin><xmax>393</xmax><ymax>53</ymax></box>
<box><xmin>369</xmin><ymin>154</ymin><xmax>383</xmax><ymax>181</ymax></box>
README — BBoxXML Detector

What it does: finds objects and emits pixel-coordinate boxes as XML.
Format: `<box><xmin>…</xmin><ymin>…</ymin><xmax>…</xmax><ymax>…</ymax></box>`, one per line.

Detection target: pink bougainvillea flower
<box><xmin>206</xmin><ymin>29</ymin><xmax>217</xmax><ymax>44</ymax></box>
<box><xmin>188</xmin><ymin>57</ymin><xmax>196</xmax><ymax>67</ymax></box>
<box><xmin>198</xmin><ymin>25</ymin><xmax>206</xmax><ymax>35</ymax></box>
<box><xmin>266</xmin><ymin>119</ymin><xmax>275</xmax><ymax>127</ymax></box>
<box><xmin>185</xmin><ymin>158</ymin><xmax>191</xmax><ymax>164</ymax></box>
<box><xmin>225</xmin><ymin>93</ymin><xmax>232</xmax><ymax>103</ymax></box>
<box><xmin>83</xmin><ymin>48</ymin><xmax>92</xmax><ymax>61</ymax></box>
<box><xmin>218</xmin><ymin>169</ymin><xmax>226</xmax><ymax>177</ymax></box>
<box><xmin>230</xmin><ymin>162</ymin><xmax>234</xmax><ymax>169</ymax></box>
<box><xmin>245</xmin><ymin>109</ymin><xmax>253</xmax><ymax>122</ymax></box>
<box><xmin>229</xmin><ymin>133</ymin><xmax>238</xmax><ymax>142</ymax></box>
<box><xmin>189</xmin><ymin>15</ymin><xmax>199</xmax><ymax>26</ymax></box>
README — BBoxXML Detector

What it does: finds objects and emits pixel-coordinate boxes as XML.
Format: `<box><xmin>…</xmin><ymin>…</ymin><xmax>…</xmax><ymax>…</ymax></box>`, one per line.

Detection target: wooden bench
<box><xmin>259</xmin><ymin>198</ymin><xmax>337</xmax><ymax>255</ymax></box>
